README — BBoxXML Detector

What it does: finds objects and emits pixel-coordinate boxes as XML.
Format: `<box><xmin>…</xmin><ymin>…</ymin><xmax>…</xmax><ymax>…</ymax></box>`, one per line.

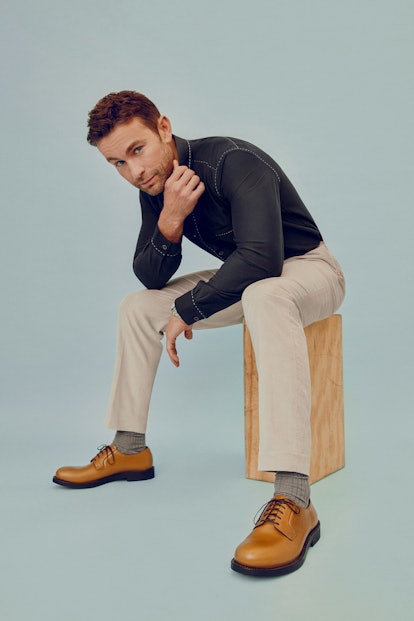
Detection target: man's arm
<box><xmin>133</xmin><ymin>161</ymin><xmax>205</xmax><ymax>289</ymax></box>
<box><xmin>158</xmin><ymin>160</ymin><xmax>205</xmax><ymax>241</ymax></box>
<box><xmin>132</xmin><ymin>160</ymin><xmax>205</xmax><ymax>367</ymax></box>
<box><xmin>174</xmin><ymin>150</ymin><xmax>285</xmax><ymax>324</ymax></box>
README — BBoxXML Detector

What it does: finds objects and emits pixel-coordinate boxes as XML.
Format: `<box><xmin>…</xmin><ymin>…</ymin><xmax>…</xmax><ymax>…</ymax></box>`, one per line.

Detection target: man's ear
<box><xmin>157</xmin><ymin>115</ymin><xmax>173</xmax><ymax>142</ymax></box>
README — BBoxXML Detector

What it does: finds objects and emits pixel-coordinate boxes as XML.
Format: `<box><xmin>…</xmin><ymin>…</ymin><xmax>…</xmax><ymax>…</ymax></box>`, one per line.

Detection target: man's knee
<box><xmin>242</xmin><ymin>277</ymin><xmax>300</xmax><ymax>307</ymax></box>
<box><xmin>119</xmin><ymin>289</ymin><xmax>161</xmax><ymax>321</ymax></box>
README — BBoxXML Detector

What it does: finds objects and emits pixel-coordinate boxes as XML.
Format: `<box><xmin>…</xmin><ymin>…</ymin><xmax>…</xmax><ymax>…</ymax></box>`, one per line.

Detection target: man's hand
<box><xmin>165</xmin><ymin>314</ymin><xmax>194</xmax><ymax>367</ymax></box>
<box><xmin>158</xmin><ymin>160</ymin><xmax>205</xmax><ymax>242</ymax></box>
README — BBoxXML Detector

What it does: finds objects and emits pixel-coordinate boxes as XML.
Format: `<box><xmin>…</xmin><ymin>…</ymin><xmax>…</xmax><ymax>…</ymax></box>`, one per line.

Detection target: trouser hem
<box><xmin>258</xmin><ymin>452</ymin><xmax>310</xmax><ymax>476</ymax></box>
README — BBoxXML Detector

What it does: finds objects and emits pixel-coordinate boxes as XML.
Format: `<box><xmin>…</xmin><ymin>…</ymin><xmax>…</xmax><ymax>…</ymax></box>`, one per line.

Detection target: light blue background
<box><xmin>1</xmin><ymin>1</ymin><xmax>413</xmax><ymax>620</ymax></box>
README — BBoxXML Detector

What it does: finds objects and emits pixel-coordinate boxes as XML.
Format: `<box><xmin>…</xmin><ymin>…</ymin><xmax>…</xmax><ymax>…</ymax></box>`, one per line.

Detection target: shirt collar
<box><xmin>173</xmin><ymin>135</ymin><xmax>192</xmax><ymax>168</ymax></box>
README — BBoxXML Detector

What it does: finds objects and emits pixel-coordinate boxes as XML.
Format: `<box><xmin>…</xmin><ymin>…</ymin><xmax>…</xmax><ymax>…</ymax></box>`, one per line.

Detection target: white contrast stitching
<box><xmin>215</xmin><ymin>229</ymin><xmax>233</xmax><ymax>236</ymax></box>
<box><xmin>150</xmin><ymin>238</ymin><xmax>180</xmax><ymax>257</ymax></box>
<box><xmin>193</xmin><ymin>159</ymin><xmax>216</xmax><ymax>171</ymax></box>
<box><xmin>214</xmin><ymin>147</ymin><xmax>240</xmax><ymax>194</ymax></box>
<box><xmin>213</xmin><ymin>145</ymin><xmax>281</xmax><ymax>196</ymax></box>
<box><xmin>191</xmin><ymin>214</ymin><xmax>223</xmax><ymax>258</ymax></box>
<box><xmin>239</xmin><ymin>149</ymin><xmax>281</xmax><ymax>183</ymax></box>
<box><xmin>227</xmin><ymin>138</ymin><xmax>239</xmax><ymax>148</ymax></box>
<box><xmin>191</xmin><ymin>289</ymin><xmax>206</xmax><ymax>319</ymax></box>
<box><xmin>186</xmin><ymin>139</ymin><xmax>192</xmax><ymax>168</ymax></box>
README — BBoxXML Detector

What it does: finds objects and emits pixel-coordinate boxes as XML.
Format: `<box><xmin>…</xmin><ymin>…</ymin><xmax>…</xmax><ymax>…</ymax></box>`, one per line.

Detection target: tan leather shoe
<box><xmin>231</xmin><ymin>495</ymin><xmax>320</xmax><ymax>577</ymax></box>
<box><xmin>53</xmin><ymin>444</ymin><xmax>154</xmax><ymax>489</ymax></box>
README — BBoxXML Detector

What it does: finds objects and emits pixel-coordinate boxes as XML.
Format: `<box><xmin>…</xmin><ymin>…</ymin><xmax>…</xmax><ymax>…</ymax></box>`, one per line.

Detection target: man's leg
<box><xmin>232</xmin><ymin>243</ymin><xmax>345</xmax><ymax>576</ymax></box>
<box><xmin>242</xmin><ymin>242</ymin><xmax>345</xmax><ymax>475</ymax></box>
<box><xmin>105</xmin><ymin>269</ymin><xmax>243</xmax><ymax>434</ymax></box>
<box><xmin>53</xmin><ymin>269</ymin><xmax>243</xmax><ymax>488</ymax></box>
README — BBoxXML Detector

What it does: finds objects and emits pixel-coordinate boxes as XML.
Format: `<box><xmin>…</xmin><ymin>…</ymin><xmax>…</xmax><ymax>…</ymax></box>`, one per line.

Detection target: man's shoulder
<box><xmin>189</xmin><ymin>135</ymin><xmax>264</xmax><ymax>167</ymax></box>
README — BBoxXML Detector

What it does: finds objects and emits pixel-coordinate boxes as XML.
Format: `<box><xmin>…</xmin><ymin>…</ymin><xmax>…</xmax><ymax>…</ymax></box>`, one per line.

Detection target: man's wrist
<box><xmin>158</xmin><ymin>212</ymin><xmax>184</xmax><ymax>243</ymax></box>
<box><xmin>170</xmin><ymin>303</ymin><xmax>182</xmax><ymax>319</ymax></box>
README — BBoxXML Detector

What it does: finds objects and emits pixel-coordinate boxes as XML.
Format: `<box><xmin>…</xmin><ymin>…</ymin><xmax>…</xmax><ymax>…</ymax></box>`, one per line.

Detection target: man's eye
<box><xmin>134</xmin><ymin>146</ymin><xmax>143</xmax><ymax>153</ymax></box>
<box><xmin>115</xmin><ymin>161</ymin><xmax>124</xmax><ymax>168</ymax></box>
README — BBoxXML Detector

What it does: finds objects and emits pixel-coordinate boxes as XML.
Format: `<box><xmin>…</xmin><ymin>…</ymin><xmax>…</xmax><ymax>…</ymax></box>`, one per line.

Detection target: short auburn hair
<box><xmin>87</xmin><ymin>90</ymin><xmax>161</xmax><ymax>145</ymax></box>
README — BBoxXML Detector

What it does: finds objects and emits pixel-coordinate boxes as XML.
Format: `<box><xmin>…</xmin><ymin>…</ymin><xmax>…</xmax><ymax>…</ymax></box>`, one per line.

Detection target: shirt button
<box><xmin>162</xmin><ymin>244</ymin><xmax>168</xmax><ymax>250</ymax></box>
<box><xmin>218</xmin><ymin>251</ymin><xmax>224</xmax><ymax>256</ymax></box>
<box><xmin>193</xmin><ymin>316</ymin><xmax>200</xmax><ymax>322</ymax></box>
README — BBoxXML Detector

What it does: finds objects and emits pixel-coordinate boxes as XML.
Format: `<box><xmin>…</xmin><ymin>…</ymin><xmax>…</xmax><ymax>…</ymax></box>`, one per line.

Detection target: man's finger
<box><xmin>171</xmin><ymin>160</ymin><xmax>190</xmax><ymax>180</ymax></box>
<box><xmin>166</xmin><ymin>340</ymin><xmax>180</xmax><ymax>367</ymax></box>
<box><xmin>187</xmin><ymin>174</ymin><xmax>202</xmax><ymax>190</ymax></box>
<box><xmin>193</xmin><ymin>181</ymin><xmax>205</xmax><ymax>199</ymax></box>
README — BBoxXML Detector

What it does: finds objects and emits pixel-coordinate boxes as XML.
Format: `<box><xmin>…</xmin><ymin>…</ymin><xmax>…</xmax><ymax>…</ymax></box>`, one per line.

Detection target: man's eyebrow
<box><xmin>106</xmin><ymin>139</ymin><xmax>143</xmax><ymax>163</ymax></box>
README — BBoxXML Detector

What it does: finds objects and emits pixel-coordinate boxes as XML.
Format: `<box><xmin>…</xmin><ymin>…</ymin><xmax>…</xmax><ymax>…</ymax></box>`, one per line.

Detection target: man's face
<box><xmin>97</xmin><ymin>116</ymin><xmax>176</xmax><ymax>196</ymax></box>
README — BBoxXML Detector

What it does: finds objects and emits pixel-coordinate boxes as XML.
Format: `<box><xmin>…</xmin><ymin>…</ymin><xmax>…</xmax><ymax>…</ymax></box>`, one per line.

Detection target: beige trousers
<box><xmin>106</xmin><ymin>242</ymin><xmax>345</xmax><ymax>475</ymax></box>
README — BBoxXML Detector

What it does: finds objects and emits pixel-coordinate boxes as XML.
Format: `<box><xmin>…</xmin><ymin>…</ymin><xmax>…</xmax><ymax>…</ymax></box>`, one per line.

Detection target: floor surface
<box><xmin>1</xmin><ymin>326</ymin><xmax>413</xmax><ymax>621</ymax></box>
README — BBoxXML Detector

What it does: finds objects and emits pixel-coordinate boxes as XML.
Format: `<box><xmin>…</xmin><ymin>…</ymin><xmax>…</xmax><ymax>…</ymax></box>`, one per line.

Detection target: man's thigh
<box><xmin>277</xmin><ymin>243</ymin><xmax>345</xmax><ymax>326</ymax></box>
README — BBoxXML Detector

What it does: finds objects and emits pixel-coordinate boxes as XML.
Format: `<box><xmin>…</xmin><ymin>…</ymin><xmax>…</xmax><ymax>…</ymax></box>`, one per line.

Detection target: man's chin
<box><xmin>138</xmin><ymin>175</ymin><xmax>165</xmax><ymax>196</ymax></box>
<box><xmin>140</xmin><ymin>186</ymin><xmax>163</xmax><ymax>196</ymax></box>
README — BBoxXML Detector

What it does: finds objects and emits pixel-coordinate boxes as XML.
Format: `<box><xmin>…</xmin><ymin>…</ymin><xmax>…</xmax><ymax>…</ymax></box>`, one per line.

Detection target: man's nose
<box><xmin>129</xmin><ymin>159</ymin><xmax>145</xmax><ymax>180</ymax></box>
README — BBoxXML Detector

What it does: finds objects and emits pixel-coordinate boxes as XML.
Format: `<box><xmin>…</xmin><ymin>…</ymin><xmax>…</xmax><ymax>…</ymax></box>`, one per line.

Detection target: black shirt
<box><xmin>133</xmin><ymin>135</ymin><xmax>323</xmax><ymax>325</ymax></box>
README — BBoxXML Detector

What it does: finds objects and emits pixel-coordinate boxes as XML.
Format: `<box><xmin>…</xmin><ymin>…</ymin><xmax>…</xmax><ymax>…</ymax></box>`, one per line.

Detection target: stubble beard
<box><xmin>137</xmin><ymin>144</ymin><xmax>174</xmax><ymax>196</ymax></box>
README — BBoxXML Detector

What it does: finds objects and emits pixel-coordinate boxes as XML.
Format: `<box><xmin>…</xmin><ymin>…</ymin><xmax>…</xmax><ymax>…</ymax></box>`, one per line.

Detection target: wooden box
<box><xmin>244</xmin><ymin>314</ymin><xmax>344</xmax><ymax>484</ymax></box>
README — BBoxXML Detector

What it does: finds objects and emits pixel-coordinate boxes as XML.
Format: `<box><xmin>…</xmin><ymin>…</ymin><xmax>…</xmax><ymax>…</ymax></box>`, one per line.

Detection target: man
<box><xmin>53</xmin><ymin>90</ymin><xmax>345</xmax><ymax>577</ymax></box>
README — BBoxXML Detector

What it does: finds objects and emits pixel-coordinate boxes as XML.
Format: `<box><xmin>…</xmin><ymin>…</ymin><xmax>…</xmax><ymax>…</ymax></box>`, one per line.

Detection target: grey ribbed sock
<box><xmin>274</xmin><ymin>471</ymin><xmax>310</xmax><ymax>508</ymax></box>
<box><xmin>113</xmin><ymin>431</ymin><xmax>146</xmax><ymax>455</ymax></box>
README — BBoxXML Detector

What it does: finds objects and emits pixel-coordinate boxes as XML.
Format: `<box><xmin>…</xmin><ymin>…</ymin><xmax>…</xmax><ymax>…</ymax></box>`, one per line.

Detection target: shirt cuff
<box><xmin>175</xmin><ymin>290</ymin><xmax>207</xmax><ymax>325</ymax></box>
<box><xmin>151</xmin><ymin>226</ymin><xmax>182</xmax><ymax>257</ymax></box>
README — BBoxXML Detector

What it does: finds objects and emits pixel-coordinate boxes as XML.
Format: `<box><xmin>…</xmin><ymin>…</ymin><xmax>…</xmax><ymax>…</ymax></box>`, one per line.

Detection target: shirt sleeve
<box><xmin>132</xmin><ymin>193</ymin><xmax>182</xmax><ymax>289</ymax></box>
<box><xmin>175</xmin><ymin>149</ymin><xmax>284</xmax><ymax>324</ymax></box>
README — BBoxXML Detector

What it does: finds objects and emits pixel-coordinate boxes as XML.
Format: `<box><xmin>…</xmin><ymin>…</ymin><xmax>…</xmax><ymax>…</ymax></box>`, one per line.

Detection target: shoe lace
<box><xmin>91</xmin><ymin>444</ymin><xmax>115</xmax><ymax>466</ymax></box>
<box><xmin>254</xmin><ymin>497</ymin><xmax>300</xmax><ymax>530</ymax></box>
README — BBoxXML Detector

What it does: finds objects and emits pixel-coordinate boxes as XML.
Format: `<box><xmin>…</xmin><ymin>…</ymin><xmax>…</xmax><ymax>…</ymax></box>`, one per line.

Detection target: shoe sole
<box><xmin>52</xmin><ymin>467</ymin><xmax>155</xmax><ymax>489</ymax></box>
<box><xmin>230</xmin><ymin>521</ymin><xmax>321</xmax><ymax>578</ymax></box>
